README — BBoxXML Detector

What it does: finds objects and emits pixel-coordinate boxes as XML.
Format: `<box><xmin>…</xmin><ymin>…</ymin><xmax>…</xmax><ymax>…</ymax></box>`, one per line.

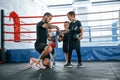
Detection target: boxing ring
<box><xmin>0</xmin><ymin>9</ymin><xmax>120</xmax><ymax>63</ymax></box>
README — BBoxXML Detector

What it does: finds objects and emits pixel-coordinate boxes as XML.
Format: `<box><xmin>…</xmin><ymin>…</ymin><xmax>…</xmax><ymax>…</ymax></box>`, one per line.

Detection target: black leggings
<box><xmin>68</xmin><ymin>42</ymin><xmax>81</xmax><ymax>63</ymax></box>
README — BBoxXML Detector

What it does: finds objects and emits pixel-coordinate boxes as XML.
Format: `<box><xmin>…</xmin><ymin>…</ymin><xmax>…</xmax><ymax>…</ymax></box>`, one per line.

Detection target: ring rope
<box><xmin>4</xmin><ymin>21</ymin><xmax>65</xmax><ymax>26</ymax></box>
<box><xmin>4</xmin><ymin>10</ymin><xmax>119</xmax><ymax>18</ymax></box>
<box><xmin>5</xmin><ymin>39</ymin><xmax>36</xmax><ymax>41</ymax></box>
<box><xmin>3</xmin><ymin>10</ymin><xmax>119</xmax><ymax>43</ymax></box>
<box><xmin>20</xmin><ymin>27</ymin><xmax>31</xmax><ymax>31</ymax></box>
<box><xmin>4</xmin><ymin>31</ymin><xmax>36</xmax><ymax>34</ymax></box>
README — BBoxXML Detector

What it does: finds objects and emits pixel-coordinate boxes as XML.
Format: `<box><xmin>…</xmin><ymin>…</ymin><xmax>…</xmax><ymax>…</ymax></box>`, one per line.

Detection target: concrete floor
<box><xmin>0</xmin><ymin>61</ymin><xmax>120</xmax><ymax>80</ymax></box>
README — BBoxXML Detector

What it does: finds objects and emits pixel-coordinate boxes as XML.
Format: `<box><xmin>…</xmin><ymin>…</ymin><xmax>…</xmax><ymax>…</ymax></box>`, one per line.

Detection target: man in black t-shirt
<box><xmin>34</xmin><ymin>12</ymin><xmax>59</xmax><ymax>69</ymax></box>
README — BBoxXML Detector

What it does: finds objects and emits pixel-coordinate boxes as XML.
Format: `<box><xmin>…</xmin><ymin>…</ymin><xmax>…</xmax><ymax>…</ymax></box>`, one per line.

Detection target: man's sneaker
<box><xmin>36</xmin><ymin>60</ymin><xmax>46</xmax><ymax>69</ymax></box>
<box><xmin>64</xmin><ymin>63</ymin><xmax>72</xmax><ymax>68</ymax></box>
<box><xmin>29</xmin><ymin>58</ymin><xmax>35</xmax><ymax>68</ymax></box>
<box><xmin>77</xmin><ymin>63</ymin><xmax>82</xmax><ymax>68</ymax></box>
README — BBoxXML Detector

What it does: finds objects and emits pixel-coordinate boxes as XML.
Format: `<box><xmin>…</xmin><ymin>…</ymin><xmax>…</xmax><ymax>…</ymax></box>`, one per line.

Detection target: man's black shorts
<box><xmin>35</xmin><ymin>42</ymin><xmax>47</xmax><ymax>53</ymax></box>
<box><xmin>35</xmin><ymin>42</ymin><xmax>50</xmax><ymax>59</ymax></box>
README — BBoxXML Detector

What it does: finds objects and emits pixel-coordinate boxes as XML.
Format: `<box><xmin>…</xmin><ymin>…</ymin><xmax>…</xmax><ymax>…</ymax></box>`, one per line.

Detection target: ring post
<box><xmin>118</xmin><ymin>9</ymin><xmax>120</xmax><ymax>47</ymax></box>
<box><xmin>0</xmin><ymin>9</ymin><xmax>6</xmax><ymax>63</ymax></box>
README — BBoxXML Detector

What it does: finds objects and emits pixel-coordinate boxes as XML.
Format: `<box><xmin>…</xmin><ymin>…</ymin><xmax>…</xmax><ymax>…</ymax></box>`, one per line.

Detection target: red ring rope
<box><xmin>5</xmin><ymin>39</ymin><xmax>36</xmax><ymax>41</ymax></box>
<box><xmin>4</xmin><ymin>14</ymin><xmax>66</xmax><ymax>18</ymax></box>
<box><xmin>4</xmin><ymin>22</ymin><xmax>64</xmax><ymax>26</ymax></box>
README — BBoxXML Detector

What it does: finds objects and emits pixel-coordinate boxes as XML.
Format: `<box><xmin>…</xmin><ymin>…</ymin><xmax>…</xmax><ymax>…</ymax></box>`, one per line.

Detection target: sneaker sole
<box><xmin>64</xmin><ymin>66</ymin><xmax>72</xmax><ymax>68</ymax></box>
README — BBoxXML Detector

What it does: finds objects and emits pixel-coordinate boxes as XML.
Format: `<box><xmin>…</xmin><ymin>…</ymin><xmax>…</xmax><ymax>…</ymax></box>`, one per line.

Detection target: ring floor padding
<box><xmin>7</xmin><ymin>49</ymin><xmax>39</xmax><ymax>62</ymax></box>
<box><xmin>6</xmin><ymin>46</ymin><xmax>120</xmax><ymax>62</ymax></box>
<box><xmin>0</xmin><ymin>61</ymin><xmax>120</xmax><ymax>80</ymax></box>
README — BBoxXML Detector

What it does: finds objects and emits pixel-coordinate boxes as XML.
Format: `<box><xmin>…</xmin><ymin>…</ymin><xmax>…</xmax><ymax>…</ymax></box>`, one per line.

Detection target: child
<box><xmin>47</xmin><ymin>29</ymin><xmax>56</xmax><ymax>68</ymax></box>
<box><xmin>58</xmin><ymin>21</ymin><xmax>70</xmax><ymax>64</ymax></box>
<box><xmin>64</xmin><ymin>11</ymin><xmax>83</xmax><ymax>68</ymax></box>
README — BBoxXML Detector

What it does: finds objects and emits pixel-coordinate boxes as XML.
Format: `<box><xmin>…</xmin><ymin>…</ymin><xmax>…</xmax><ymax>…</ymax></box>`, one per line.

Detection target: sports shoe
<box><xmin>64</xmin><ymin>63</ymin><xmax>72</xmax><ymax>68</ymax></box>
<box><xmin>29</xmin><ymin>58</ymin><xmax>35</xmax><ymax>68</ymax></box>
<box><xmin>53</xmin><ymin>61</ymin><xmax>56</xmax><ymax>65</ymax></box>
<box><xmin>52</xmin><ymin>64</ymin><xmax>55</xmax><ymax>68</ymax></box>
<box><xmin>77</xmin><ymin>63</ymin><xmax>82</xmax><ymax>68</ymax></box>
<box><xmin>52</xmin><ymin>61</ymin><xmax>56</xmax><ymax>68</ymax></box>
<box><xmin>30</xmin><ymin>58</ymin><xmax>34</xmax><ymax>64</ymax></box>
<box><xmin>36</xmin><ymin>60</ymin><xmax>46</xmax><ymax>69</ymax></box>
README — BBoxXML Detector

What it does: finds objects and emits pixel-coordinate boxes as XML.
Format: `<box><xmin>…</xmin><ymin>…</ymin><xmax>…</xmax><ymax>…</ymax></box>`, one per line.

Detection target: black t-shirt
<box><xmin>63</xmin><ymin>30</ymin><xmax>70</xmax><ymax>42</ymax></box>
<box><xmin>69</xmin><ymin>20</ymin><xmax>82</xmax><ymax>41</ymax></box>
<box><xmin>36</xmin><ymin>21</ymin><xmax>48</xmax><ymax>43</ymax></box>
